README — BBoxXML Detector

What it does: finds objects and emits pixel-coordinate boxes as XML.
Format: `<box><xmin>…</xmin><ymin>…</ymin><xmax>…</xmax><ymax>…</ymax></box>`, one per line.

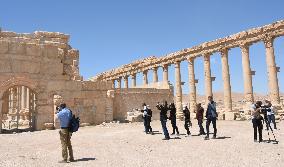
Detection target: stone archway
<box><xmin>1</xmin><ymin>85</ymin><xmax>37</xmax><ymax>133</ymax></box>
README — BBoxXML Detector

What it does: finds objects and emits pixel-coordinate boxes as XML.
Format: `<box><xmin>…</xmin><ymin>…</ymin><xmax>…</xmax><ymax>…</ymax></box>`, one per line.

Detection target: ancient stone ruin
<box><xmin>1</xmin><ymin>20</ymin><xmax>284</xmax><ymax>132</ymax></box>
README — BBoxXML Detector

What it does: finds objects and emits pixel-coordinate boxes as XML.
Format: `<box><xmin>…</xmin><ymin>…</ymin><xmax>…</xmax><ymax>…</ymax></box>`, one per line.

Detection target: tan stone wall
<box><xmin>113</xmin><ymin>88</ymin><xmax>174</xmax><ymax>121</ymax></box>
<box><xmin>0</xmin><ymin>31</ymin><xmax>112</xmax><ymax>131</ymax></box>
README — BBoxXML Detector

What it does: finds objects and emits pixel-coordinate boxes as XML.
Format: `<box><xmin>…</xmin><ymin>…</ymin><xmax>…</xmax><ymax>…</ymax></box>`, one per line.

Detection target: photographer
<box><xmin>56</xmin><ymin>103</ymin><xmax>75</xmax><ymax>163</ymax></box>
<box><xmin>168</xmin><ymin>103</ymin><xmax>179</xmax><ymax>135</ymax></box>
<box><xmin>251</xmin><ymin>101</ymin><xmax>263</xmax><ymax>142</ymax></box>
<box><xmin>156</xmin><ymin>101</ymin><xmax>170</xmax><ymax>140</ymax></box>
<box><xmin>264</xmin><ymin>100</ymin><xmax>277</xmax><ymax>130</ymax></box>
<box><xmin>146</xmin><ymin>105</ymin><xmax>153</xmax><ymax>134</ymax></box>
<box><xmin>141</xmin><ymin>103</ymin><xmax>148</xmax><ymax>134</ymax></box>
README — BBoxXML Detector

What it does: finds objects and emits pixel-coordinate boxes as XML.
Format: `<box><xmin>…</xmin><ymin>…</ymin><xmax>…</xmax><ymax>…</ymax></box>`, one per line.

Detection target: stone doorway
<box><xmin>1</xmin><ymin>86</ymin><xmax>37</xmax><ymax>133</ymax></box>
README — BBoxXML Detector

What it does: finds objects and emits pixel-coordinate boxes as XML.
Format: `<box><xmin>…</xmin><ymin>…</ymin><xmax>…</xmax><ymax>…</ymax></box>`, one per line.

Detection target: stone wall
<box><xmin>0</xmin><ymin>30</ymin><xmax>112</xmax><ymax>131</ymax></box>
<box><xmin>113</xmin><ymin>88</ymin><xmax>174</xmax><ymax>121</ymax></box>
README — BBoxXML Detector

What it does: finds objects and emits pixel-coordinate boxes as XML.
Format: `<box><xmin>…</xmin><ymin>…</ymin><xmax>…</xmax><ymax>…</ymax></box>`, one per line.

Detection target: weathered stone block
<box><xmin>11</xmin><ymin>60</ymin><xmax>40</xmax><ymax>73</ymax></box>
<box><xmin>224</xmin><ymin>112</ymin><xmax>236</xmax><ymax>120</ymax></box>
<box><xmin>26</xmin><ymin>43</ymin><xmax>42</xmax><ymax>56</ymax></box>
<box><xmin>0</xmin><ymin>60</ymin><xmax>12</xmax><ymax>72</ymax></box>
<box><xmin>0</xmin><ymin>40</ymin><xmax>9</xmax><ymax>53</ymax></box>
<box><xmin>9</xmin><ymin>42</ymin><xmax>26</xmax><ymax>54</ymax></box>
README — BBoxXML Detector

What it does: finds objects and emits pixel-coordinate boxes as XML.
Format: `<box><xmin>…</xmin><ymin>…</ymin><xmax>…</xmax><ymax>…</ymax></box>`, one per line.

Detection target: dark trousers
<box><xmin>264</xmin><ymin>116</ymin><xmax>269</xmax><ymax>130</ymax></box>
<box><xmin>267</xmin><ymin>115</ymin><xmax>277</xmax><ymax>129</ymax></box>
<box><xmin>143</xmin><ymin>117</ymin><xmax>147</xmax><ymax>132</ymax></box>
<box><xmin>161</xmin><ymin>119</ymin><xmax>169</xmax><ymax>138</ymax></box>
<box><xmin>170</xmin><ymin>117</ymin><xmax>179</xmax><ymax>134</ymax></box>
<box><xmin>146</xmin><ymin>117</ymin><xmax>152</xmax><ymax>133</ymax></box>
<box><xmin>184</xmin><ymin>119</ymin><xmax>191</xmax><ymax>135</ymax></box>
<box><xmin>206</xmin><ymin>117</ymin><xmax>217</xmax><ymax>137</ymax></box>
<box><xmin>252</xmin><ymin>118</ymin><xmax>263</xmax><ymax>141</ymax></box>
<box><xmin>198</xmin><ymin>119</ymin><xmax>205</xmax><ymax>134</ymax></box>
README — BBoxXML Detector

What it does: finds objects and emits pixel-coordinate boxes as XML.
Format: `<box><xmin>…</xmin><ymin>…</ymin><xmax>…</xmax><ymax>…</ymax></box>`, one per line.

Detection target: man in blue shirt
<box><xmin>56</xmin><ymin>103</ymin><xmax>74</xmax><ymax>163</ymax></box>
<box><xmin>205</xmin><ymin>96</ymin><xmax>218</xmax><ymax>140</ymax></box>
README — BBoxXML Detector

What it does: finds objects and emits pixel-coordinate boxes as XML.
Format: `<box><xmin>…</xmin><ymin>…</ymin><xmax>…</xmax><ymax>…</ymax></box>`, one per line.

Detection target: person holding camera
<box><xmin>251</xmin><ymin>101</ymin><xmax>263</xmax><ymax>142</ymax></box>
<box><xmin>56</xmin><ymin>103</ymin><xmax>75</xmax><ymax>163</ymax></box>
<box><xmin>205</xmin><ymin>96</ymin><xmax>218</xmax><ymax>140</ymax></box>
<box><xmin>183</xmin><ymin>105</ymin><xmax>191</xmax><ymax>136</ymax></box>
<box><xmin>146</xmin><ymin>105</ymin><xmax>153</xmax><ymax>134</ymax></box>
<box><xmin>196</xmin><ymin>103</ymin><xmax>206</xmax><ymax>136</ymax></box>
<box><xmin>141</xmin><ymin>103</ymin><xmax>148</xmax><ymax>134</ymax></box>
<box><xmin>264</xmin><ymin>100</ymin><xmax>277</xmax><ymax>130</ymax></box>
<box><xmin>156</xmin><ymin>101</ymin><xmax>170</xmax><ymax>140</ymax></box>
<box><xmin>168</xmin><ymin>103</ymin><xmax>179</xmax><ymax>135</ymax></box>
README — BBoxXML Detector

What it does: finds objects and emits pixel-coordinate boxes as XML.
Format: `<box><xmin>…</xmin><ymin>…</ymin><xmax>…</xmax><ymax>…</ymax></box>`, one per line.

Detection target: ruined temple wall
<box><xmin>0</xmin><ymin>32</ymin><xmax>112</xmax><ymax>130</ymax></box>
<box><xmin>113</xmin><ymin>88</ymin><xmax>174</xmax><ymax>121</ymax></box>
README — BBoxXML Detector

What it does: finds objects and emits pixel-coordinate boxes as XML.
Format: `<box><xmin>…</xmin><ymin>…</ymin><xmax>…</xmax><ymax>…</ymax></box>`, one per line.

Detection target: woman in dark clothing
<box><xmin>196</xmin><ymin>103</ymin><xmax>206</xmax><ymax>135</ymax></box>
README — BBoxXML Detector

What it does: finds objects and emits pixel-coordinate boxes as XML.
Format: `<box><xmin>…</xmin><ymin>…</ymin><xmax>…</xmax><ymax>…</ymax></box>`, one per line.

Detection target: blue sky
<box><xmin>1</xmin><ymin>0</ymin><xmax>284</xmax><ymax>94</ymax></box>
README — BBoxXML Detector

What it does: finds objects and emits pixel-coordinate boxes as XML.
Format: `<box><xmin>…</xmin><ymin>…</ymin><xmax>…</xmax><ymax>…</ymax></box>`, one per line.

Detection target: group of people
<box><xmin>142</xmin><ymin>96</ymin><xmax>218</xmax><ymax>140</ymax></box>
<box><xmin>251</xmin><ymin>100</ymin><xmax>277</xmax><ymax>142</ymax></box>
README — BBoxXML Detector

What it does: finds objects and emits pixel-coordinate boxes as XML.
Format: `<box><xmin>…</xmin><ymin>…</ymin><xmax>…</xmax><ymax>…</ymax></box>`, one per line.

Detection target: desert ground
<box><xmin>0</xmin><ymin>120</ymin><xmax>283</xmax><ymax>167</ymax></box>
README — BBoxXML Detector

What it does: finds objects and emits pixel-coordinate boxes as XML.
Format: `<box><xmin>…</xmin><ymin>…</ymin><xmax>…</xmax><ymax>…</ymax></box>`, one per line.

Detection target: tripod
<box><xmin>263</xmin><ymin>118</ymin><xmax>278</xmax><ymax>144</ymax></box>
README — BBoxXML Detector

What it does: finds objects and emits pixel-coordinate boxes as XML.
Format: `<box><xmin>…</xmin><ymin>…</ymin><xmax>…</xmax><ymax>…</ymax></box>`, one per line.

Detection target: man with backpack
<box><xmin>205</xmin><ymin>96</ymin><xmax>218</xmax><ymax>140</ymax></box>
<box><xmin>56</xmin><ymin>103</ymin><xmax>75</xmax><ymax>163</ymax></box>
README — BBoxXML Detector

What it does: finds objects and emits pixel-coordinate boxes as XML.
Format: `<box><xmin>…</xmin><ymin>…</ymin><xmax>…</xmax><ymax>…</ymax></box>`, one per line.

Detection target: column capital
<box><xmin>142</xmin><ymin>70</ymin><xmax>148</xmax><ymax>74</ymax></box>
<box><xmin>204</xmin><ymin>53</ymin><xmax>211</xmax><ymax>60</ymax></box>
<box><xmin>174</xmin><ymin>61</ymin><xmax>181</xmax><ymax>66</ymax></box>
<box><xmin>263</xmin><ymin>35</ymin><xmax>275</xmax><ymax>48</ymax></box>
<box><xmin>187</xmin><ymin>57</ymin><xmax>195</xmax><ymax>62</ymax></box>
<box><xmin>152</xmin><ymin>67</ymin><xmax>158</xmax><ymax>71</ymax></box>
<box><xmin>220</xmin><ymin>48</ymin><xmax>230</xmax><ymax>56</ymax></box>
<box><xmin>130</xmin><ymin>73</ymin><xmax>136</xmax><ymax>78</ymax></box>
<box><xmin>123</xmin><ymin>75</ymin><xmax>128</xmax><ymax>80</ymax></box>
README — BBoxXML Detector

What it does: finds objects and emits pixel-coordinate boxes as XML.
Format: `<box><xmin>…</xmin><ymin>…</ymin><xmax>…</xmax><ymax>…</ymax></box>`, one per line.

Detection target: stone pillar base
<box><xmin>224</xmin><ymin>111</ymin><xmax>238</xmax><ymax>120</ymax></box>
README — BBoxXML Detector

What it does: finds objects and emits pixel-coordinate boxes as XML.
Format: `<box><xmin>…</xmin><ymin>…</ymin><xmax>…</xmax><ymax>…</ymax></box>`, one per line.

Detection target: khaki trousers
<box><xmin>59</xmin><ymin>129</ymin><xmax>74</xmax><ymax>161</ymax></box>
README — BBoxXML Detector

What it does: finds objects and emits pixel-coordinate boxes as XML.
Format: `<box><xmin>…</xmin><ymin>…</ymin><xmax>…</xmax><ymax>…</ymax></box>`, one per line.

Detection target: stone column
<box><xmin>131</xmin><ymin>74</ymin><xmax>137</xmax><ymax>88</ymax></box>
<box><xmin>143</xmin><ymin>70</ymin><xmax>148</xmax><ymax>86</ymax></box>
<box><xmin>175</xmin><ymin>61</ymin><xmax>183</xmax><ymax>119</ymax></box>
<box><xmin>117</xmin><ymin>77</ymin><xmax>122</xmax><ymax>89</ymax></box>
<box><xmin>162</xmin><ymin>64</ymin><xmax>169</xmax><ymax>83</ymax></box>
<box><xmin>0</xmin><ymin>99</ymin><xmax>3</xmax><ymax>133</ymax></box>
<box><xmin>204</xmin><ymin>53</ymin><xmax>213</xmax><ymax>102</ymax></box>
<box><xmin>240</xmin><ymin>44</ymin><xmax>254</xmax><ymax>103</ymax></box>
<box><xmin>123</xmin><ymin>76</ymin><xmax>129</xmax><ymax>88</ymax></box>
<box><xmin>153</xmin><ymin>67</ymin><xmax>158</xmax><ymax>83</ymax></box>
<box><xmin>188</xmin><ymin>58</ymin><xmax>197</xmax><ymax>113</ymax></box>
<box><xmin>221</xmin><ymin>49</ymin><xmax>232</xmax><ymax>111</ymax></box>
<box><xmin>111</xmin><ymin>79</ymin><xmax>115</xmax><ymax>89</ymax></box>
<box><xmin>264</xmin><ymin>36</ymin><xmax>280</xmax><ymax>105</ymax></box>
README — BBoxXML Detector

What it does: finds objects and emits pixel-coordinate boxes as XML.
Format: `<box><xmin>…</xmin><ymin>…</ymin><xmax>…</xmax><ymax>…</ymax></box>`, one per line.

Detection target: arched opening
<box><xmin>1</xmin><ymin>85</ymin><xmax>37</xmax><ymax>133</ymax></box>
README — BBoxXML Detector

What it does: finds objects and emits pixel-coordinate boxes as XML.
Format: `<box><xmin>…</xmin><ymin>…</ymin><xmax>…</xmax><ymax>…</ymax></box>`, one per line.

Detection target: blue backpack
<box><xmin>69</xmin><ymin>111</ymin><xmax>80</xmax><ymax>132</ymax></box>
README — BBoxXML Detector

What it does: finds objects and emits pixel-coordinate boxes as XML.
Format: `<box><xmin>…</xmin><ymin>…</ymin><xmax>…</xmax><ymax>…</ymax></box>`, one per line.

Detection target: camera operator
<box><xmin>156</xmin><ymin>101</ymin><xmax>170</xmax><ymax>140</ymax></box>
<box><xmin>264</xmin><ymin>100</ymin><xmax>277</xmax><ymax>130</ymax></box>
<box><xmin>56</xmin><ymin>103</ymin><xmax>75</xmax><ymax>163</ymax></box>
<box><xmin>146</xmin><ymin>105</ymin><xmax>153</xmax><ymax>134</ymax></box>
<box><xmin>251</xmin><ymin>101</ymin><xmax>263</xmax><ymax>142</ymax></box>
<box><xmin>141</xmin><ymin>103</ymin><xmax>148</xmax><ymax>134</ymax></box>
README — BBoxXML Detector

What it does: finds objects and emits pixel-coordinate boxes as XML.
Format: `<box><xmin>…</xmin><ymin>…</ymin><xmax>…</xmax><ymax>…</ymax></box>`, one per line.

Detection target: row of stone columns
<box><xmin>111</xmin><ymin>37</ymin><xmax>281</xmax><ymax>115</ymax></box>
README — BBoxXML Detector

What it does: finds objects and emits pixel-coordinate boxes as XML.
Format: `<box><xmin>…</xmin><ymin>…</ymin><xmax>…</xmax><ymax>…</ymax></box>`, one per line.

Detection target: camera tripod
<box><xmin>263</xmin><ymin>118</ymin><xmax>278</xmax><ymax>144</ymax></box>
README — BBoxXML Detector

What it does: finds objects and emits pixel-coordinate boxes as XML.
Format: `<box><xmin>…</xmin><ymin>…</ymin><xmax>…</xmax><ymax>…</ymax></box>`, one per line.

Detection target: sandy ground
<box><xmin>0</xmin><ymin>120</ymin><xmax>283</xmax><ymax>167</ymax></box>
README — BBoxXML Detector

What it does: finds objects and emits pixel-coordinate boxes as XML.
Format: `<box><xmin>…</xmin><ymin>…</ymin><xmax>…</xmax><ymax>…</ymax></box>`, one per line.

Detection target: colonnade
<box><xmin>110</xmin><ymin>36</ymin><xmax>281</xmax><ymax>117</ymax></box>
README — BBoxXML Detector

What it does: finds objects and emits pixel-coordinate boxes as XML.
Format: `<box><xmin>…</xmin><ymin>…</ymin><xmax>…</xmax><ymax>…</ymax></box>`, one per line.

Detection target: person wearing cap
<box><xmin>156</xmin><ymin>101</ymin><xmax>170</xmax><ymax>140</ymax></box>
<box><xmin>183</xmin><ymin>105</ymin><xmax>191</xmax><ymax>136</ymax></box>
<box><xmin>146</xmin><ymin>105</ymin><xmax>153</xmax><ymax>134</ymax></box>
<box><xmin>195</xmin><ymin>103</ymin><xmax>206</xmax><ymax>135</ymax></box>
<box><xmin>168</xmin><ymin>103</ymin><xmax>179</xmax><ymax>135</ymax></box>
<box><xmin>205</xmin><ymin>96</ymin><xmax>218</xmax><ymax>140</ymax></box>
<box><xmin>264</xmin><ymin>100</ymin><xmax>277</xmax><ymax>130</ymax></box>
<box><xmin>56</xmin><ymin>103</ymin><xmax>75</xmax><ymax>163</ymax></box>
